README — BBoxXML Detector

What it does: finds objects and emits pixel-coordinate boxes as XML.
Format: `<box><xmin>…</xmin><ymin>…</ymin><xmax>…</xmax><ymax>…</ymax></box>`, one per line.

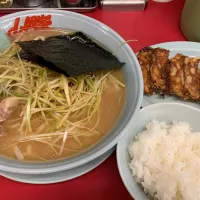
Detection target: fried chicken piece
<box><xmin>168</xmin><ymin>54</ymin><xmax>185</xmax><ymax>98</ymax></box>
<box><xmin>138</xmin><ymin>45</ymin><xmax>200</xmax><ymax>102</ymax></box>
<box><xmin>183</xmin><ymin>57</ymin><xmax>200</xmax><ymax>101</ymax></box>
<box><xmin>151</xmin><ymin>48</ymin><xmax>170</xmax><ymax>93</ymax></box>
<box><xmin>137</xmin><ymin>47</ymin><xmax>154</xmax><ymax>95</ymax></box>
<box><xmin>198</xmin><ymin>70</ymin><xmax>200</xmax><ymax>98</ymax></box>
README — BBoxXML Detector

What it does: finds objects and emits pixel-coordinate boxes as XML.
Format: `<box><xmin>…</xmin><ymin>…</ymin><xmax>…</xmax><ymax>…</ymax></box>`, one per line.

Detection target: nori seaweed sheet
<box><xmin>16</xmin><ymin>32</ymin><xmax>125</xmax><ymax>77</ymax></box>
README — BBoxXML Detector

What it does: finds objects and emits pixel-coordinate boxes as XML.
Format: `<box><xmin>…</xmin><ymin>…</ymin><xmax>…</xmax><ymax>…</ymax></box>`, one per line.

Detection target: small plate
<box><xmin>117</xmin><ymin>103</ymin><xmax>200</xmax><ymax>200</ymax></box>
<box><xmin>142</xmin><ymin>41</ymin><xmax>200</xmax><ymax>109</ymax></box>
<box><xmin>0</xmin><ymin>147</ymin><xmax>115</xmax><ymax>184</ymax></box>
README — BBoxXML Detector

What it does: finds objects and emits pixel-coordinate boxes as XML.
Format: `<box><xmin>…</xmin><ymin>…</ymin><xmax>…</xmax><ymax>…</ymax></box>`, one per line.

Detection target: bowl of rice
<box><xmin>117</xmin><ymin>102</ymin><xmax>200</xmax><ymax>200</ymax></box>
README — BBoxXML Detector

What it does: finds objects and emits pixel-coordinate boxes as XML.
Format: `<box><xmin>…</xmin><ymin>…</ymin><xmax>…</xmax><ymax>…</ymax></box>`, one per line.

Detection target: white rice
<box><xmin>129</xmin><ymin>120</ymin><xmax>200</xmax><ymax>200</ymax></box>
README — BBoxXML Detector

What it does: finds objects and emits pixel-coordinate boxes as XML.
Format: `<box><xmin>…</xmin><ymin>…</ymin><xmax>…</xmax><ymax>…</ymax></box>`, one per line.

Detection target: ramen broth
<box><xmin>0</xmin><ymin>29</ymin><xmax>125</xmax><ymax>161</ymax></box>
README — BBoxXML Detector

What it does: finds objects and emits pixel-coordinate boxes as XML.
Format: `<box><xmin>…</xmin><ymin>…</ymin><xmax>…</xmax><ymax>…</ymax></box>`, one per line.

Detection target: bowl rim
<box><xmin>0</xmin><ymin>9</ymin><xmax>143</xmax><ymax>174</ymax></box>
<box><xmin>116</xmin><ymin>102</ymin><xmax>200</xmax><ymax>200</ymax></box>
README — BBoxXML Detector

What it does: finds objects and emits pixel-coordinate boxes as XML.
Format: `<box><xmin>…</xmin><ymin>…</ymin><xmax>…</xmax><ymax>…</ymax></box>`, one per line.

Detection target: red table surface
<box><xmin>0</xmin><ymin>0</ymin><xmax>186</xmax><ymax>199</ymax></box>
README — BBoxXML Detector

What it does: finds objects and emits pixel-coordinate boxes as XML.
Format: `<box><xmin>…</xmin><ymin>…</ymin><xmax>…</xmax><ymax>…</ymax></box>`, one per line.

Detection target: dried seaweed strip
<box><xmin>137</xmin><ymin>47</ymin><xmax>154</xmax><ymax>95</ymax></box>
<box><xmin>17</xmin><ymin>32</ymin><xmax>125</xmax><ymax>77</ymax></box>
<box><xmin>150</xmin><ymin>48</ymin><xmax>170</xmax><ymax>93</ymax></box>
<box><xmin>168</xmin><ymin>54</ymin><xmax>185</xmax><ymax>98</ymax></box>
<box><xmin>183</xmin><ymin>57</ymin><xmax>200</xmax><ymax>101</ymax></box>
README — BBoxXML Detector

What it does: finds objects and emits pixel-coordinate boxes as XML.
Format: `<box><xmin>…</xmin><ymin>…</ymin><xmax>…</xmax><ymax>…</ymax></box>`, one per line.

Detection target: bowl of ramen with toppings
<box><xmin>0</xmin><ymin>10</ymin><xmax>143</xmax><ymax>175</ymax></box>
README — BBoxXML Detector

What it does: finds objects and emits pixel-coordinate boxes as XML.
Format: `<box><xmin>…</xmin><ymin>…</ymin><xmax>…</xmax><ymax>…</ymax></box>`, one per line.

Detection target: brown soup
<box><xmin>0</xmin><ymin>29</ymin><xmax>125</xmax><ymax>162</ymax></box>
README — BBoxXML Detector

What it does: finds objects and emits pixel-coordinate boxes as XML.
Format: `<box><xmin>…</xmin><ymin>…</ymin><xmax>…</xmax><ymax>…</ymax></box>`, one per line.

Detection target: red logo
<box><xmin>7</xmin><ymin>14</ymin><xmax>52</xmax><ymax>36</ymax></box>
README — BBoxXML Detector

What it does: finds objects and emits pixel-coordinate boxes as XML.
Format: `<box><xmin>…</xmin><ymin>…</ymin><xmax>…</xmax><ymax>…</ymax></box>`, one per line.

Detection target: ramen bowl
<box><xmin>0</xmin><ymin>10</ymin><xmax>143</xmax><ymax>175</ymax></box>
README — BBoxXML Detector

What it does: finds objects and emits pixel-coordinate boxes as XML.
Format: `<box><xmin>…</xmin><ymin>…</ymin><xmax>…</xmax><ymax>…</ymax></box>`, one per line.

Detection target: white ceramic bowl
<box><xmin>117</xmin><ymin>102</ymin><xmax>200</xmax><ymax>200</ymax></box>
<box><xmin>0</xmin><ymin>10</ymin><xmax>143</xmax><ymax>174</ymax></box>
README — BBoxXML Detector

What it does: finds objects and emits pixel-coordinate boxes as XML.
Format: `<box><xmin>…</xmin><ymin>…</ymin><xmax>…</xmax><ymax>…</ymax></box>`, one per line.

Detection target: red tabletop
<box><xmin>0</xmin><ymin>0</ymin><xmax>186</xmax><ymax>199</ymax></box>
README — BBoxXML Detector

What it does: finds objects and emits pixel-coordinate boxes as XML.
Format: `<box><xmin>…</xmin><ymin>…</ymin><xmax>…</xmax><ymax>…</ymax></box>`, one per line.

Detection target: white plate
<box><xmin>0</xmin><ymin>147</ymin><xmax>114</xmax><ymax>184</ymax></box>
<box><xmin>142</xmin><ymin>41</ymin><xmax>200</xmax><ymax>109</ymax></box>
